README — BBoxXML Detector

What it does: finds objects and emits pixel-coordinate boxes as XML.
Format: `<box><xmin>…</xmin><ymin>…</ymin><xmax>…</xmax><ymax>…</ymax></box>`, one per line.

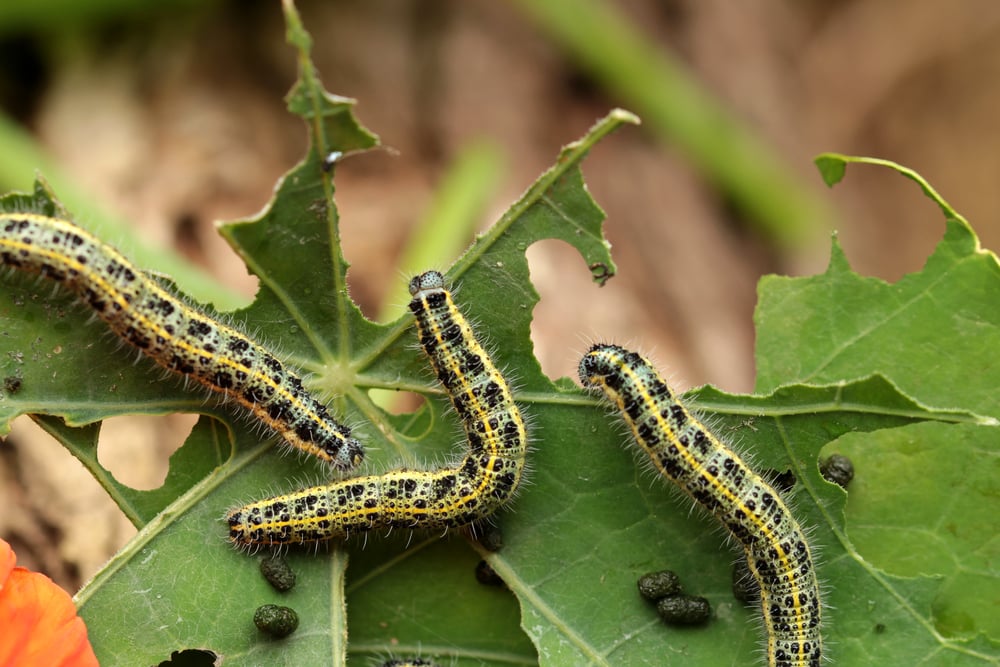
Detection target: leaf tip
<box><xmin>825</xmin><ymin>231</ymin><xmax>852</xmax><ymax>275</ymax></box>
<box><xmin>589</xmin><ymin>260</ymin><xmax>615</xmax><ymax>287</ymax></box>
<box><xmin>566</xmin><ymin>108</ymin><xmax>641</xmax><ymax>157</ymax></box>
<box><xmin>814</xmin><ymin>153</ymin><xmax>847</xmax><ymax>188</ymax></box>
<box><xmin>282</xmin><ymin>0</ymin><xmax>312</xmax><ymax>54</ymax></box>
<box><xmin>608</xmin><ymin>108</ymin><xmax>641</xmax><ymax>127</ymax></box>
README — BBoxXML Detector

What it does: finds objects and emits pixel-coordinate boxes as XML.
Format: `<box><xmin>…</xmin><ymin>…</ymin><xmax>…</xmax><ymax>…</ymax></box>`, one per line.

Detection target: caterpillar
<box><xmin>578</xmin><ymin>343</ymin><xmax>821</xmax><ymax>667</ymax></box>
<box><xmin>0</xmin><ymin>214</ymin><xmax>363</xmax><ymax>470</ymax></box>
<box><xmin>226</xmin><ymin>270</ymin><xmax>527</xmax><ymax>545</ymax></box>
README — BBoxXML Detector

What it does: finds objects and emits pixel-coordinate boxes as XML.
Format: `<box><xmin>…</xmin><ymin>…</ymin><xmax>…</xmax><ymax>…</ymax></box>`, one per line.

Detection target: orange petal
<box><xmin>0</xmin><ymin>539</ymin><xmax>99</xmax><ymax>667</ymax></box>
<box><xmin>0</xmin><ymin>538</ymin><xmax>14</xmax><ymax>583</ymax></box>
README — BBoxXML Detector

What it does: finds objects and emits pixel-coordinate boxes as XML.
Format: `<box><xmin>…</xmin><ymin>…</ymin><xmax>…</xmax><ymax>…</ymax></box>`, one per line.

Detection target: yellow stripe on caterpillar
<box><xmin>227</xmin><ymin>271</ymin><xmax>527</xmax><ymax>545</ymax></box>
<box><xmin>0</xmin><ymin>214</ymin><xmax>363</xmax><ymax>470</ymax></box>
<box><xmin>579</xmin><ymin>343</ymin><xmax>821</xmax><ymax>667</ymax></box>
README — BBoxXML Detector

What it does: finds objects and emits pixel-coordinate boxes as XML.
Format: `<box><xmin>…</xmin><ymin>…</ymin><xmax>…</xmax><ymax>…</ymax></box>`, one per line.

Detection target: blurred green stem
<box><xmin>380</xmin><ymin>139</ymin><xmax>505</xmax><ymax>320</ymax></box>
<box><xmin>514</xmin><ymin>0</ymin><xmax>835</xmax><ymax>246</ymax></box>
<box><xmin>370</xmin><ymin>139</ymin><xmax>503</xmax><ymax>413</ymax></box>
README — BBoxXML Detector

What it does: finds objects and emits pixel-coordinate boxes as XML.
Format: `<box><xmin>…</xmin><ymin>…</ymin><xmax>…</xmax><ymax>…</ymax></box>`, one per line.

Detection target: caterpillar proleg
<box><xmin>226</xmin><ymin>271</ymin><xmax>527</xmax><ymax>545</ymax></box>
<box><xmin>0</xmin><ymin>214</ymin><xmax>363</xmax><ymax>470</ymax></box>
<box><xmin>579</xmin><ymin>343</ymin><xmax>821</xmax><ymax>667</ymax></box>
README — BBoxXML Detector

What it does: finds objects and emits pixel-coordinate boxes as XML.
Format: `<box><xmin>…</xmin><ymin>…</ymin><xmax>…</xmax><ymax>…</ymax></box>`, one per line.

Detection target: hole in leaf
<box><xmin>97</xmin><ymin>413</ymin><xmax>198</xmax><ymax>490</ymax></box>
<box><xmin>371</xmin><ymin>387</ymin><xmax>426</xmax><ymax>416</ymax></box>
<box><xmin>3</xmin><ymin>416</ymin><xmax>136</xmax><ymax>588</ymax></box>
<box><xmin>527</xmin><ymin>239</ymin><xmax>645</xmax><ymax>382</ymax></box>
<box><xmin>154</xmin><ymin>649</ymin><xmax>219</xmax><ymax>667</ymax></box>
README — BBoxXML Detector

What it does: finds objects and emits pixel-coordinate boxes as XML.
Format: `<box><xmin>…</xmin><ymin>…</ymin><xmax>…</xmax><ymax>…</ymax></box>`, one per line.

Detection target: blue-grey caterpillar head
<box><xmin>408</xmin><ymin>270</ymin><xmax>446</xmax><ymax>297</ymax></box>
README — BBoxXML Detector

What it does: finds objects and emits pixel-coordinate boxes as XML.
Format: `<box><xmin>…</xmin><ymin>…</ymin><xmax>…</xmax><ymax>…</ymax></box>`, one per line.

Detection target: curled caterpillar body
<box><xmin>226</xmin><ymin>270</ymin><xmax>526</xmax><ymax>545</ymax></box>
<box><xmin>579</xmin><ymin>344</ymin><xmax>821</xmax><ymax>667</ymax></box>
<box><xmin>0</xmin><ymin>214</ymin><xmax>363</xmax><ymax>470</ymax></box>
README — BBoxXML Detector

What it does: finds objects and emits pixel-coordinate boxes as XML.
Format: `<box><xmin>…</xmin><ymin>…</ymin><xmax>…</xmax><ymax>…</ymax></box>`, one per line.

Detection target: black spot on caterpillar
<box><xmin>579</xmin><ymin>343</ymin><xmax>822</xmax><ymax>667</ymax></box>
<box><xmin>0</xmin><ymin>214</ymin><xmax>363</xmax><ymax>470</ymax></box>
<box><xmin>226</xmin><ymin>270</ymin><xmax>527</xmax><ymax>545</ymax></box>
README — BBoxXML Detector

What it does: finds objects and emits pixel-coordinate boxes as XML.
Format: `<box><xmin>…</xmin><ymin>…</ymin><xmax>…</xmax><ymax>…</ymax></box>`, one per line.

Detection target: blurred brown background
<box><xmin>1</xmin><ymin>0</ymin><xmax>998</xmax><ymax>592</ymax></box>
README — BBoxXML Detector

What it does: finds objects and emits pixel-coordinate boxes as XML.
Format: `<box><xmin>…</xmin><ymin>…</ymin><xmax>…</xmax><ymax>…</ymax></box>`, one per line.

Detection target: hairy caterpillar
<box><xmin>0</xmin><ymin>214</ymin><xmax>363</xmax><ymax>470</ymax></box>
<box><xmin>578</xmin><ymin>344</ymin><xmax>821</xmax><ymax>667</ymax></box>
<box><xmin>227</xmin><ymin>270</ymin><xmax>527</xmax><ymax>545</ymax></box>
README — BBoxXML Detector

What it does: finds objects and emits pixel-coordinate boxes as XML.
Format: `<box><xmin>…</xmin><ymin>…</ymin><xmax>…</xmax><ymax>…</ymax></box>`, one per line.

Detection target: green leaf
<box><xmin>3</xmin><ymin>7</ymin><xmax>997</xmax><ymax>667</ymax></box>
<box><xmin>828</xmin><ymin>422</ymin><xmax>999</xmax><ymax>640</ymax></box>
<box><xmin>741</xmin><ymin>155</ymin><xmax>1000</xmax><ymax>664</ymax></box>
<box><xmin>0</xmin><ymin>3</ymin><xmax>633</xmax><ymax>664</ymax></box>
<box><xmin>498</xmin><ymin>376</ymin><xmax>996</xmax><ymax>665</ymax></box>
<box><xmin>813</xmin><ymin>154</ymin><xmax>847</xmax><ymax>187</ymax></box>
<box><xmin>758</xmin><ymin>156</ymin><xmax>1000</xmax><ymax>417</ymax></box>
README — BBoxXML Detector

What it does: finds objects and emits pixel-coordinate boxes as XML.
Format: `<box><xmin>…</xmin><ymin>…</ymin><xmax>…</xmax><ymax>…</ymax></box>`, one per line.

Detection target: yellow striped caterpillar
<box><xmin>0</xmin><ymin>214</ymin><xmax>363</xmax><ymax>470</ymax></box>
<box><xmin>579</xmin><ymin>343</ymin><xmax>821</xmax><ymax>667</ymax></box>
<box><xmin>227</xmin><ymin>270</ymin><xmax>527</xmax><ymax>545</ymax></box>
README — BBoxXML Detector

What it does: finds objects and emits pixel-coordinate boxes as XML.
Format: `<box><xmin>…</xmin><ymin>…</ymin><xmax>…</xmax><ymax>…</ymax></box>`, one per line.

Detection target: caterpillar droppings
<box><xmin>579</xmin><ymin>343</ymin><xmax>821</xmax><ymax>667</ymax></box>
<box><xmin>226</xmin><ymin>270</ymin><xmax>527</xmax><ymax>546</ymax></box>
<box><xmin>0</xmin><ymin>214</ymin><xmax>363</xmax><ymax>470</ymax></box>
<box><xmin>252</xmin><ymin>604</ymin><xmax>299</xmax><ymax>639</ymax></box>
